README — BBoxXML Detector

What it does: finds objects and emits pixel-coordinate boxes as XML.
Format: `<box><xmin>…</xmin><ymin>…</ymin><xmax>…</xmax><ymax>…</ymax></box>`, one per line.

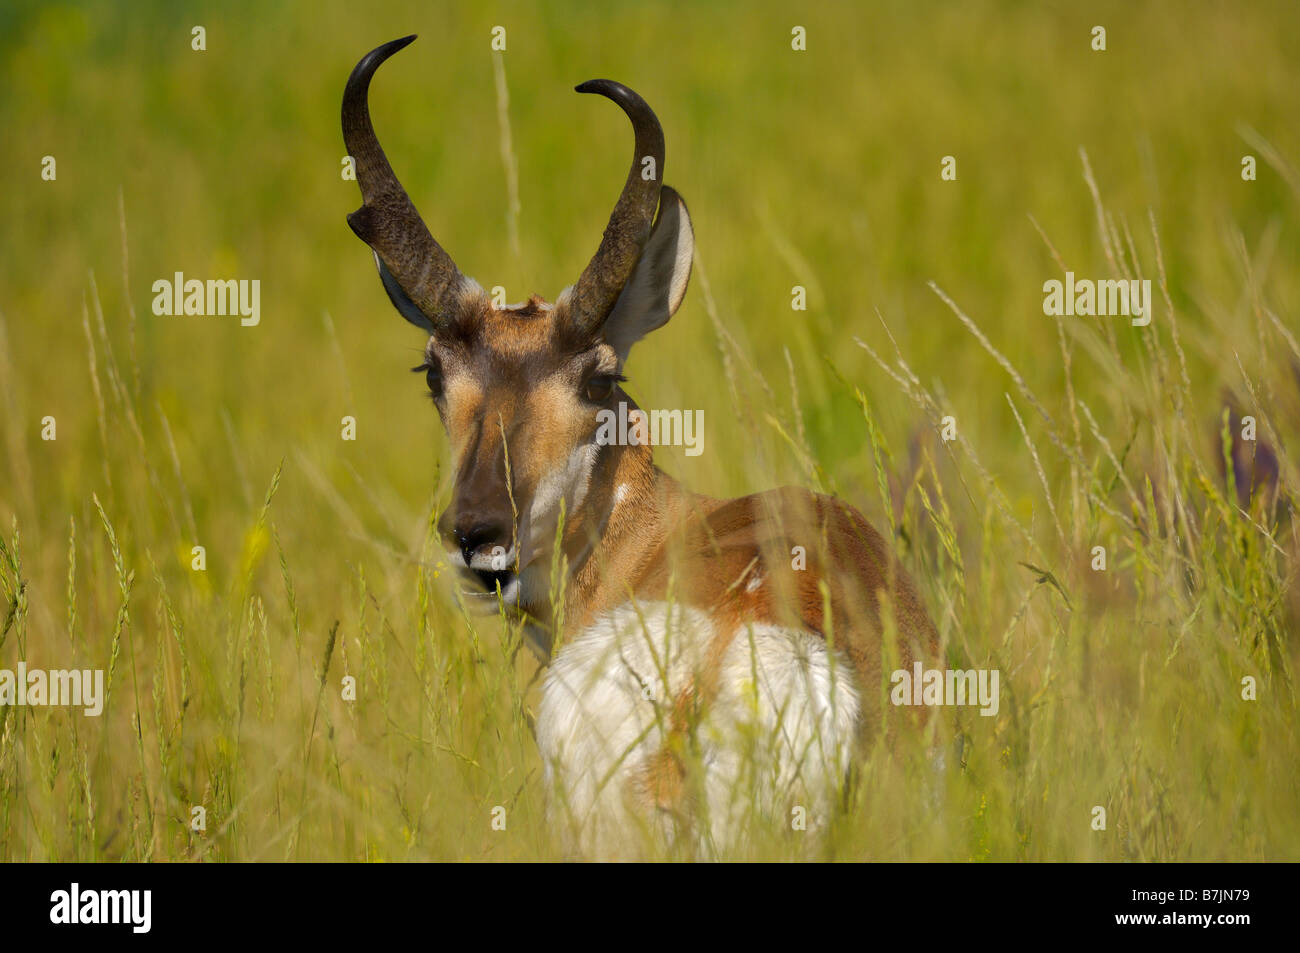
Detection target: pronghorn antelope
<box><xmin>344</xmin><ymin>36</ymin><xmax>940</xmax><ymax>855</ymax></box>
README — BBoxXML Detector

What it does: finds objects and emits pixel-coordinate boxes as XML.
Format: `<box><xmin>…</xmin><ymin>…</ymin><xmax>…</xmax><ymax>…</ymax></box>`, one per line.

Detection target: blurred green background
<box><xmin>1</xmin><ymin>0</ymin><xmax>1297</xmax><ymax>860</ymax></box>
<box><xmin>5</xmin><ymin>0</ymin><xmax>1296</xmax><ymax>499</ymax></box>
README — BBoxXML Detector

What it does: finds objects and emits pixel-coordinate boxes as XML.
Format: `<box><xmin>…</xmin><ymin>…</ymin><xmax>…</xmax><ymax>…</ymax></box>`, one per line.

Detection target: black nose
<box><xmin>455</xmin><ymin>522</ymin><xmax>510</xmax><ymax>568</ymax></box>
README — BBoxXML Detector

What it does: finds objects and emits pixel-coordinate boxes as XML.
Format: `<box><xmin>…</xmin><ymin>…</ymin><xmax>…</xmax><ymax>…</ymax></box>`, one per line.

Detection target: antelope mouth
<box><xmin>467</xmin><ymin>567</ymin><xmax>516</xmax><ymax>595</ymax></box>
<box><xmin>452</xmin><ymin>556</ymin><xmax>522</xmax><ymax>608</ymax></box>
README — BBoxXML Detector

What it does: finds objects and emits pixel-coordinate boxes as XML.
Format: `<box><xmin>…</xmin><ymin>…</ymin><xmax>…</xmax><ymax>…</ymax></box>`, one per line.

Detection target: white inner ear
<box><xmin>602</xmin><ymin>185</ymin><xmax>694</xmax><ymax>361</ymax></box>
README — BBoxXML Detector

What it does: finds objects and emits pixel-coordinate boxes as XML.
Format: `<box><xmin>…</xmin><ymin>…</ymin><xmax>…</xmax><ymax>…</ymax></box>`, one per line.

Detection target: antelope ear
<box><xmin>601</xmin><ymin>185</ymin><xmax>693</xmax><ymax>359</ymax></box>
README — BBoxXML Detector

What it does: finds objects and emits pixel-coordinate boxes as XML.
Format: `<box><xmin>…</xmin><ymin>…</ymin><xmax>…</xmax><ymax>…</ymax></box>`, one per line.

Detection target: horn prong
<box><xmin>569</xmin><ymin>80</ymin><xmax>666</xmax><ymax>336</ymax></box>
<box><xmin>343</xmin><ymin>36</ymin><xmax>466</xmax><ymax>330</ymax></box>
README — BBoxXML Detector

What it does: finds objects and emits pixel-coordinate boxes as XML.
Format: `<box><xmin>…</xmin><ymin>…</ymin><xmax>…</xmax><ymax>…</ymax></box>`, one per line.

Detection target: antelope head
<box><xmin>343</xmin><ymin>36</ymin><xmax>694</xmax><ymax>612</ymax></box>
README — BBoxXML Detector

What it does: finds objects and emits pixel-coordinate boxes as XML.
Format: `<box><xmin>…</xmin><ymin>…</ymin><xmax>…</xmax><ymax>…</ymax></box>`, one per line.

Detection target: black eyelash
<box><xmin>411</xmin><ymin>362</ymin><xmax>430</xmax><ymax>373</ymax></box>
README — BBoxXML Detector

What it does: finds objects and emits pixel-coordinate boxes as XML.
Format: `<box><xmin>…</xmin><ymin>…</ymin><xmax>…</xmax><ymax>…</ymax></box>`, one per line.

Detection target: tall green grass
<box><xmin>1</xmin><ymin>0</ymin><xmax>1297</xmax><ymax>860</ymax></box>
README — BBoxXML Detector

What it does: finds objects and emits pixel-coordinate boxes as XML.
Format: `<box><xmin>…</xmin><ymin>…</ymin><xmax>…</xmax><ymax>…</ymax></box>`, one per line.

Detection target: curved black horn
<box><xmin>569</xmin><ymin>80</ymin><xmax>665</xmax><ymax>335</ymax></box>
<box><xmin>343</xmin><ymin>35</ymin><xmax>465</xmax><ymax>329</ymax></box>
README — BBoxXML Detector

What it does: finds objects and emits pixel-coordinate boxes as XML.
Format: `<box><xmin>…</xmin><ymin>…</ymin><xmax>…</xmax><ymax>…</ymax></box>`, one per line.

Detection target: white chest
<box><xmin>535</xmin><ymin>600</ymin><xmax>860</xmax><ymax>857</ymax></box>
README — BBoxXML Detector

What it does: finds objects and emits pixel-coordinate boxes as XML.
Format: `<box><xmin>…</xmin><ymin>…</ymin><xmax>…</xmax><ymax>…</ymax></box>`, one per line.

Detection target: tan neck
<box><xmin>518</xmin><ymin>392</ymin><xmax>725</xmax><ymax>652</ymax></box>
<box><xmin>558</xmin><ymin>441</ymin><xmax>682</xmax><ymax>633</ymax></box>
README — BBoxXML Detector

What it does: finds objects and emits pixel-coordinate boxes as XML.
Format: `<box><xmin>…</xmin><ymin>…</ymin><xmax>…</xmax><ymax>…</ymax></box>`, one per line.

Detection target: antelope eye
<box><xmin>583</xmin><ymin>374</ymin><xmax>622</xmax><ymax>403</ymax></box>
<box><xmin>413</xmin><ymin>361</ymin><xmax>444</xmax><ymax>399</ymax></box>
<box><xmin>425</xmin><ymin>365</ymin><xmax>444</xmax><ymax>398</ymax></box>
